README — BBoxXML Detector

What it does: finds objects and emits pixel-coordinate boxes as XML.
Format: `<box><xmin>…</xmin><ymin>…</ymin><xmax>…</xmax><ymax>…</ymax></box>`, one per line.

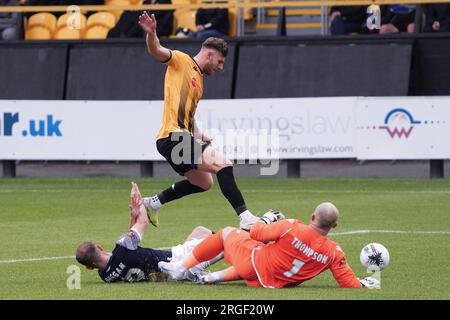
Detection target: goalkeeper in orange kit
<box><xmin>159</xmin><ymin>202</ymin><xmax>379</xmax><ymax>289</ymax></box>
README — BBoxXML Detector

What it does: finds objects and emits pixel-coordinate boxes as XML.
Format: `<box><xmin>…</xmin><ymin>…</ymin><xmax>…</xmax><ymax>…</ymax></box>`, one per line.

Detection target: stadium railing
<box><xmin>2</xmin><ymin>0</ymin><xmax>450</xmax><ymax>36</ymax></box>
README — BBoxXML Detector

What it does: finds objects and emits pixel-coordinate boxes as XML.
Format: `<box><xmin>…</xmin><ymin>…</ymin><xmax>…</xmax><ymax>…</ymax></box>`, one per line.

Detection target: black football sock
<box><xmin>216</xmin><ymin>166</ymin><xmax>248</xmax><ymax>215</ymax></box>
<box><xmin>158</xmin><ymin>180</ymin><xmax>207</xmax><ymax>204</ymax></box>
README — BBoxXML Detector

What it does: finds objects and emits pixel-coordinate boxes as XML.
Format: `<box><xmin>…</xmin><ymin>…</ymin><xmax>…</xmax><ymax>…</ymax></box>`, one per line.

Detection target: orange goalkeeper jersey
<box><xmin>248</xmin><ymin>219</ymin><xmax>362</xmax><ymax>288</ymax></box>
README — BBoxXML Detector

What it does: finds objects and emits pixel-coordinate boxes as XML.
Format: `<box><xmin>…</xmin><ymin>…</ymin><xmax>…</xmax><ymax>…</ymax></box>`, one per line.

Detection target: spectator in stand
<box><xmin>329</xmin><ymin>6</ymin><xmax>367</xmax><ymax>35</ymax></box>
<box><xmin>108</xmin><ymin>0</ymin><xmax>173</xmax><ymax>38</ymax></box>
<box><xmin>424</xmin><ymin>3</ymin><xmax>450</xmax><ymax>33</ymax></box>
<box><xmin>0</xmin><ymin>0</ymin><xmax>21</xmax><ymax>40</ymax></box>
<box><xmin>379</xmin><ymin>4</ymin><xmax>416</xmax><ymax>34</ymax></box>
<box><xmin>189</xmin><ymin>7</ymin><xmax>229</xmax><ymax>39</ymax></box>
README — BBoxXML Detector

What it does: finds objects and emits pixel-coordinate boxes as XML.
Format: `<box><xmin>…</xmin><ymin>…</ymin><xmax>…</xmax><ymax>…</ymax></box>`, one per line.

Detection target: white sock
<box><xmin>188</xmin><ymin>252</ymin><xmax>224</xmax><ymax>279</ymax></box>
<box><xmin>144</xmin><ymin>195</ymin><xmax>162</xmax><ymax>211</ymax></box>
<box><xmin>198</xmin><ymin>252</ymin><xmax>224</xmax><ymax>270</ymax></box>
<box><xmin>240</xmin><ymin>210</ymin><xmax>258</xmax><ymax>222</ymax></box>
<box><xmin>204</xmin><ymin>271</ymin><xmax>225</xmax><ymax>284</ymax></box>
<box><xmin>239</xmin><ymin>210</ymin><xmax>252</xmax><ymax>220</ymax></box>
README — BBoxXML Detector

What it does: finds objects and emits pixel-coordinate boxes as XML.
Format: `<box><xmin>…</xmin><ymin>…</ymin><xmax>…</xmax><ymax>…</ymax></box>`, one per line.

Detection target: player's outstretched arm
<box><xmin>329</xmin><ymin>249</ymin><xmax>363</xmax><ymax>288</ymax></box>
<box><xmin>249</xmin><ymin>212</ymin><xmax>290</xmax><ymax>243</ymax></box>
<box><xmin>129</xmin><ymin>182</ymin><xmax>150</xmax><ymax>237</ymax></box>
<box><xmin>128</xmin><ymin>182</ymin><xmax>140</xmax><ymax>228</ymax></box>
<box><xmin>138</xmin><ymin>11</ymin><xmax>171</xmax><ymax>62</ymax></box>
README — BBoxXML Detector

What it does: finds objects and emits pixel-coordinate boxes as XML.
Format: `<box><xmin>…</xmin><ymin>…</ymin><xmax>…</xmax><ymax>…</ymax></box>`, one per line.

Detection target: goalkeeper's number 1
<box><xmin>283</xmin><ymin>258</ymin><xmax>305</xmax><ymax>278</ymax></box>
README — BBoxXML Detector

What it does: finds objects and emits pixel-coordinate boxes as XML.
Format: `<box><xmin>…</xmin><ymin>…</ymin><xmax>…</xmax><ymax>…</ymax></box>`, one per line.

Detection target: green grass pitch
<box><xmin>1</xmin><ymin>177</ymin><xmax>449</xmax><ymax>300</ymax></box>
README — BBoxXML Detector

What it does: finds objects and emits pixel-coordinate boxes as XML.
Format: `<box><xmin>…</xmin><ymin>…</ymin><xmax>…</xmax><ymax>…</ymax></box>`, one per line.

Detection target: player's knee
<box><xmin>193</xmin><ymin>226</ymin><xmax>213</xmax><ymax>237</ymax></box>
<box><xmin>217</xmin><ymin>160</ymin><xmax>233</xmax><ymax>171</ymax></box>
<box><xmin>197</xmin><ymin>176</ymin><xmax>213</xmax><ymax>190</ymax></box>
<box><xmin>203</xmin><ymin>177</ymin><xmax>214</xmax><ymax>190</ymax></box>
<box><xmin>189</xmin><ymin>174</ymin><xmax>213</xmax><ymax>190</ymax></box>
<box><xmin>221</xmin><ymin>226</ymin><xmax>236</xmax><ymax>240</ymax></box>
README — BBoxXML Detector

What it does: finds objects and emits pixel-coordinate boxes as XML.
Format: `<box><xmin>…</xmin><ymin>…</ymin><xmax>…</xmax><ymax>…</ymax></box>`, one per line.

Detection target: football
<box><xmin>360</xmin><ymin>243</ymin><xmax>390</xmax><ymax>271</ymax></box>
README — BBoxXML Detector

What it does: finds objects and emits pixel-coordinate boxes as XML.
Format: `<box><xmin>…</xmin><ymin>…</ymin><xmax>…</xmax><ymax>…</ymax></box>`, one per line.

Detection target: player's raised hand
<box><xmin>131</xmin><ymin>181</ymin><xmax>142</xmax><ymax>199</ymax></box>
<box><xmin>138</xmin><ymin>11</ymin><xmax>157</xmax><ymax>34</ymax></box>
<box><xmin>130</xmin><ymin>182</ymin><xmax>143</xmax><ymax>218</ymax></box>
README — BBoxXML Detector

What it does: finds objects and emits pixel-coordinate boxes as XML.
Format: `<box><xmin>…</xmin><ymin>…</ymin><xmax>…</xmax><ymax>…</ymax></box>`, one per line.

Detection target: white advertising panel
<box><xmin>356</xmin><ymin>97</ymin><xmax>450</xmax><ymax>159</ymax></box>
<box><xmin>0</xmin><ymin>98</ymin><xmax>356</xmax><ymax>160</ymax></box>
<box><xmin>197</xmin><ymin>97</ymin><xmax>356</xmax><ymax>160</ymax></box>
<box><xmin>4</xmin><ymin>97</ymin><xmax>448</xmax><ymax>161</ymax></box>
<box><xmin>0</xmin><ymin>100</ymin><xmax>164</xmax><ymax>160</ymax></box>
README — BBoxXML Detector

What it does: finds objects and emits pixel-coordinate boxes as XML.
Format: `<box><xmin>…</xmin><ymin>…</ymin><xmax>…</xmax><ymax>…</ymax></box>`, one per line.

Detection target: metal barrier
<box><xmin>1</xmin><ymin>0</ymin><xmax>450</xmax><ymax>36</ymax></box>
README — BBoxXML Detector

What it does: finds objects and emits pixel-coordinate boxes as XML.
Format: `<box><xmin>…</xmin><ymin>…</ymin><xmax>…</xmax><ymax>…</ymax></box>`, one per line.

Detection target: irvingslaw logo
<box><xmin>378</xmin><ymin>108</ymin><xmax>421</xmax><ymax>139</ymax></box>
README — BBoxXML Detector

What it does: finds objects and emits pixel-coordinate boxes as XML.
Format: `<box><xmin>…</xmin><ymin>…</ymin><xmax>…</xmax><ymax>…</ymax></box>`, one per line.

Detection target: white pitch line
<box><xmin>329</xmin><ymin>230</ymin><xmax>450</xmax><ymax>236</ymax></box>
<box><xmin>0</xmin><ymin>247</ymin><xmax>172</xmax><ymax>265</ymax></box>
<box><xmin>1</xmin><ymin>231</ymin><xmax>449</xmax><ymax>265</ymax></box>
<box><xmin>1</xmin><ymin>189</ymin><xmax>450</xmax><ymax>194</ymax></box>
<box><xmin>0</xmin><ymin>255</ymin><xmax>75</xmax><ymax>264</ymax></box>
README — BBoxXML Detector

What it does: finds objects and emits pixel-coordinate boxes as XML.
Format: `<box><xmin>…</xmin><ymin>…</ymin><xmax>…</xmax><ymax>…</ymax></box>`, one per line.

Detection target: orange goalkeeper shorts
<box><xmin>223</xmin><ymin>229</ymin><xmax>260</xmax><ymax>283</ymax></box>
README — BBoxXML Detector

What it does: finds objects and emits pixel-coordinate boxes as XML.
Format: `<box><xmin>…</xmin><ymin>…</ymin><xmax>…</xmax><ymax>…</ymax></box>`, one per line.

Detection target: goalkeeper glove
<box><xmin>260</xmin><ymin>209</ymin><xmax>285</xmax><ymax>224</ymax></box>
<box><xmin>359</xmin><ymin>276</ymin><xmax>380</xmax><ymax>289</ymax></box>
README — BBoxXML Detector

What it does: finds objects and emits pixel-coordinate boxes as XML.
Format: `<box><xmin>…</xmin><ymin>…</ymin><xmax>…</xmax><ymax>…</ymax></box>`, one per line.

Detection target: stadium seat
<box><xmin>175</xmin><ymin>10</ymin><xmax>197</xmax><ymax>32</ymax></box>
<box><xmin>27</xmin><ymin>12</ymin><xmax>57</xmax><ymax>33</ymax></box>
<box><xmin>105</xmin><ymin>0</ymin><xmax>130</xmax><ymax>20</ymax></box>
<box><xmin>25</xmin><ymin>26</ymin><xmax>52</xmax><ymax>40</ymax></box>
<box><xmin>106</xmin><ymin>0</ymin><xmax>130</xmax><ymax>4</ymax></box>
<box><xmin>228</xmin><ymin>3</ymin><xmax>254</xmax><ymax>37</ymax></box>
<box><xmin>172</xmin><ymin>0</ymin><xmax>197</xmax><ymax>4</ymax></box>
<box><xmin>84</xmin><ymin>25</ymin><xmax>110</xmax><ymax>39</ymax></box>
<box><xmin>57</xmin><ymin>12</ymin><xmax>87</xmax><ymax>32</ymax></box>
<box><xmin>85</xmin><ymin>12</ymin><xmax>116</xmax><ymax>39</ymax></box>
<box><xmin>172</xmin><ymin>0</ymin><xmax>198</xmax><ymax>33</ymax></box>
<box><xmin>86</xmin><ymin>11</ymin><xmax>116</xmax><ymax>29</ymax></box>
<box><xmin>53</xmin><ymin>28</ymin><xmax>82</xmax><ymax>40</ymax></box>
<box><xmin>228</xmin><ymin>8</ymin><xmax>236</xmax><ymax>37</ymax></box>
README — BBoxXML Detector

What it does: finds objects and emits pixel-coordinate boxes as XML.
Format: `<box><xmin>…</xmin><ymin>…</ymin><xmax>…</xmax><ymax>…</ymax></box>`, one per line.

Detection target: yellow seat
<box><xmin>229</xmin><ymin>2</ymin><xmax>254</xmax><ymax>22</ymax></box>
<box><xmin>229</xmin><ymin>8</ymin><xmax>237</xmax><ymax>37</ymax></box>
<box><xmin>244</xmin><ymin>10</ymin><xmax>253</xmax><ymax>21</ymax></box>
<box><xmin>129</xmin><ymin>0</ymin><xmax>144</xmax><ymax>4</ymax></box>
<box><xmin>106</xmin><ymin>0</ymin><xmax>130</xmax><ymax>4</ymax></box>
<box><xmin>87</xmin><ymin>11</ymin><xmax>116</xmax><ymax>29</ymax></box>
<box><xmin>84</xmin><ymin>25</ymin><xmax>110</xmax><ymax>39</ymax></box>
<box><xmin>172</xmin><ymin>0</ymin><xmax>199</xmax><ymax>30</ymax></box>
<box><xmin>173</xmin><ymin>0</ymin><xmax>197</xmax><ymax>4</ymax></box>
<box><xmin>110</xmin><ymin>10</ymin><xmax>124</xmax><ymax>21</ymax></box>
<box><xmin>243</xmin><ymin>0</ymin><xmax>254</xmax><ymax>21</ymax></box>
<box><xmin>175</xmin><ymin>10</ymin><xmax>197</xmax><ymax>32</ymax></box>
<box><xmin>57</xmin><ymin>12</ymin><xmax>87</xmax><ymax>32</ymax></box>
<box><xmin>28</xmin><ymin>12</ymin><xmax>57</xmax><ymax>33</ymax></box>
<box><xmin>54</xmin><ymin>27</ymin><xmax>82</xmax><ymax>40</ymax></box>
<box><xmin>25</xmin><ymin>26</ymin><xmax>52</xmax><ymax>40</ymax></box>
<box><xmin>105</xmin><ymin>0</ymin><xmax>130</xmax><ymax>20</ymax></box>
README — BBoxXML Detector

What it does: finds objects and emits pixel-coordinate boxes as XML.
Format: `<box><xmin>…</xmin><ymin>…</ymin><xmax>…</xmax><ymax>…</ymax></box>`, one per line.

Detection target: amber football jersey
<box><xmin>156</xmin><ymin>50</ymin><xmax>204</xmax><ymax>140</ymax></box>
